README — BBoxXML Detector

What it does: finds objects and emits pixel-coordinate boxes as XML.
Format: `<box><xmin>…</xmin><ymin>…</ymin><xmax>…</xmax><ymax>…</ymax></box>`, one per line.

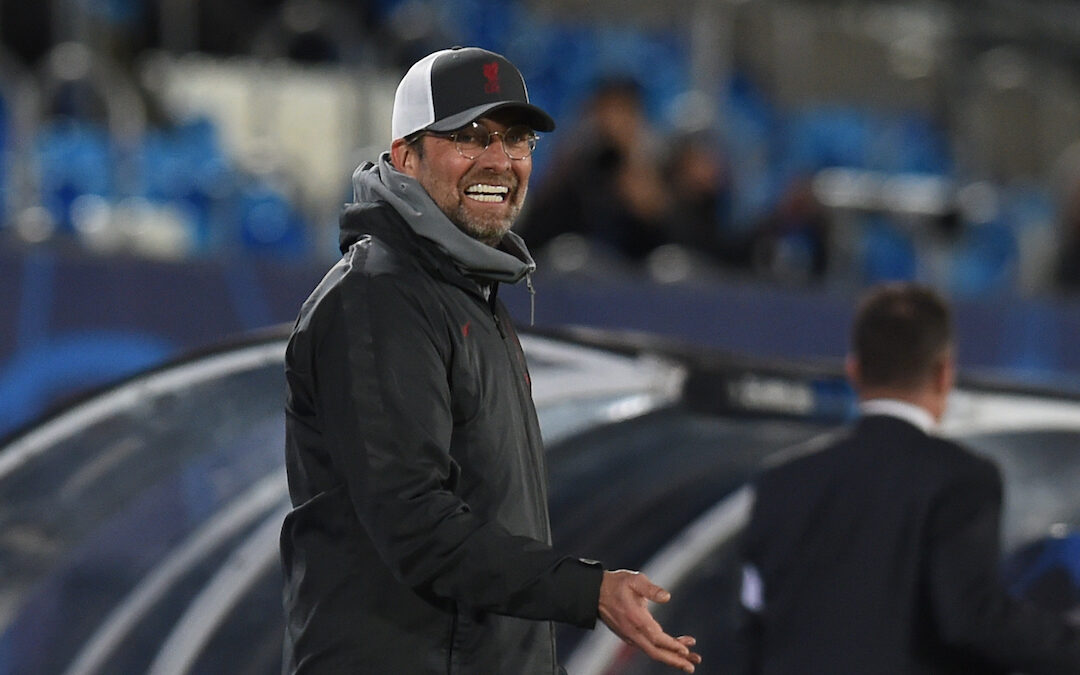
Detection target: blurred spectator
<box><xmin>748</xmin><ymin>174</ymin><xmax>832</xmax><ymax>283</ymax></box>
<box><xmin>197</xmin><ymin>1</ymin><xmax>293</xmax><ymax>56</ymax></box>
<box><xmin>517</xmin><ymin>75</ymin><xmax>670</xmax><ymax>264</ymax></box>
<box><xmin>1</xmin><ymin>1</ymin><xmax>52</xmax><ymax>65</ymax></box>
<box><xmin>660</xmin><ymin>129</ymin><xmax>752</xmax><ymax>270</ymax></box>
<box><xmin>39</xmin><ymin>43</ymin><xmax>113</xmax><ymax>126</ymax></box>
<box><xmin>1055</xmin><ymin>175</ymin><xmax>1080</xmax><ymax>293</ymax></box>
<box><xmin>251</xmin><ymin>0</ymin><xmax>367</xmax><ymax>64</ymax></box>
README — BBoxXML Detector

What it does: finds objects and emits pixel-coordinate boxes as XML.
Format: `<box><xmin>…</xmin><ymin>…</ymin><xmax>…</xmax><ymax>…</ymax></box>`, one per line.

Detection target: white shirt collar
<box><xmin>859</xmin><ymin>398</ymin><xmax>936</xmax><ymax>434</ymax></box>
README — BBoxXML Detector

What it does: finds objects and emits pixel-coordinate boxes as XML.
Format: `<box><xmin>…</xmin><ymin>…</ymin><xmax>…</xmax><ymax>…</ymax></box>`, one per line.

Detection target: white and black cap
<box><xmin>391</xmin><ymin>46</ymin><xmax>556</xmax><ymax>141</ymax></box>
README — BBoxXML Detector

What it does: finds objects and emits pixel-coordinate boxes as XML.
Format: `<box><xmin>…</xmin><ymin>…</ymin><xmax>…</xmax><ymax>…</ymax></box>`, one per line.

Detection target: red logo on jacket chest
<box><xmin>483</xmin><ymin>62</ymin><xmax>501</xmax><ymax>94</ymax></box>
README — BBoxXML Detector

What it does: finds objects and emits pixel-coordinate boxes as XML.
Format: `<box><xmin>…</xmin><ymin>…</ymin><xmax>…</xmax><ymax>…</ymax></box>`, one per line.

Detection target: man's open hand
<box><xmin>597</xmin><ymin>569</ymin><xmax>702</xmax><ymax>673</ymax></box>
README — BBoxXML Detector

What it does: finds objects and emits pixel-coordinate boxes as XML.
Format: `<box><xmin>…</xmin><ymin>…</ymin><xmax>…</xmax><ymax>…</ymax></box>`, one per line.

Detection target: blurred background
<box><xmin>3</xmin><ymin>3</ymin><xmax>1080</xmax><ymax>673</ymax></box>
<box><xmin>3</xmin><ymin>0</ymin><xmax>1080</xmax><ymax>438</ymax></box>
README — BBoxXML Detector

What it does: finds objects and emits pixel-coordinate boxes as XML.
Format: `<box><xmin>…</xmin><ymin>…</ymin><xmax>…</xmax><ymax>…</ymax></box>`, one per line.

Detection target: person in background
<box><xmin>747</xmin><ymin>174</ymin><xmax>832</xmax><ymax>283</ymax></box>
<box><xmin>518</xmin><ymin>75</ymin><xmax>671</xmax><ymax>263</ymax></box>
<box><xmin>1055</xmin><ymin>173</ymin><xmax>1080</xmax><ymax>292</ymax></box>
<box><xmin>737</xmin><ymin>282</ymin><xmax>1080</xmax><ymax>674</ymax></box>
<box><xmin>660</xmin><ymin>129</ymin><xmax>750</xmax><ymax>271</ymax></box>
<box><xmin>280</xmin><ymin>46</ymin><xmax>700</xmax><ymax>674</ymax></box>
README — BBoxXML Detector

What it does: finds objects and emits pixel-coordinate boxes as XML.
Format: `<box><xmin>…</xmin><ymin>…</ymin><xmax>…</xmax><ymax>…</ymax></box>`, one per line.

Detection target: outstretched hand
<box><xmin>597</xmin><ymin>569</ymin><xmax>702</xmax><ymax>673</ymax></box>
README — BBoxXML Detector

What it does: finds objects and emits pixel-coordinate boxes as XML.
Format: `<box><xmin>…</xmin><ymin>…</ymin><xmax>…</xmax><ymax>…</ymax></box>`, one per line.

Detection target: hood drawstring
<box><xmin>526</xmin><ymin>272</ymin><xmax>535</xmax><ymax>326</ymax></box>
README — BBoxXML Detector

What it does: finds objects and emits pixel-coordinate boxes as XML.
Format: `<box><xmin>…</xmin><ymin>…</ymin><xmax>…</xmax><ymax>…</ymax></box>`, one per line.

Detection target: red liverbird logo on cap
<box><xmin>483</xmin><ymin>61</ymin><xmax>501</xmax><ymax>94</ymax></box>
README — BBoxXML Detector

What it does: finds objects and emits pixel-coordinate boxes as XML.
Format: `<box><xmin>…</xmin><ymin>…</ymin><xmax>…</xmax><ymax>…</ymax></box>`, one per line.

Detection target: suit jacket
<box><xmin>738</xmin><ymin>414</ymin><xmax>1080</xmax><ymax>674</ymax></box>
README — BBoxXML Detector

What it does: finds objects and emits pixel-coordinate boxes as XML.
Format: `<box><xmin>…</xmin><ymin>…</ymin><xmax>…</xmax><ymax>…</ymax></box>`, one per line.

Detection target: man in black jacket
<box><xmin>280</xmin><ymin>46</ymin><xmax>700</xmax><ymax>674</ymax></box>
<box><xmin>738</xmin><ymin>282</ymin><xmax>1080</xmax><ymax>674</ymax></box>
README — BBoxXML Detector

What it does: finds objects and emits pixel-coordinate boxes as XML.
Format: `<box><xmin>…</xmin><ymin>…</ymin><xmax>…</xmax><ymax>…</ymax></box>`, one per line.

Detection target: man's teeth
<box><xmin>466</xmin><ymin>184</ymin><xmax>509</xmax><ymax>202</ymax></box>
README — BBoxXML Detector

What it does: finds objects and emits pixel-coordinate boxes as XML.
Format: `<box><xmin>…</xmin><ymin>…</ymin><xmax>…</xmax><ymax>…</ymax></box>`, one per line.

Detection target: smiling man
<box><xmin>280</xmin><ymin>47</ymin><xmax>700</xmax><ymax>674</ymax></box>
<box><xmin>397</xmin><ymin>110</ymin><xmax>532</xmax><ymax>246</ymax></box>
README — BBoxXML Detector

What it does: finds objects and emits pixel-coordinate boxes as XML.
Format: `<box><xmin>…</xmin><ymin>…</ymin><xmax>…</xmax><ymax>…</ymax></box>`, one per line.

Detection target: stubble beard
<box><xmin>446</xmin><ymin>184</ymin><xmax>527</xmax><ymax>248</ymax></box>
<box><xmin>414</xmin><ymin>157</ymin><xmax>529</xmax><ymax>247</ymax></box>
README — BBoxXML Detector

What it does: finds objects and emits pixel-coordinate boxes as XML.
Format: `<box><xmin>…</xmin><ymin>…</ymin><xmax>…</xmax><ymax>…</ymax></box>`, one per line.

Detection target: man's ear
<box><xmin>934</xmin><ymin>352</ymin><xmax>955</xmax><ymax>396</ymax></box>
<box><xmin>844</xmin><ymin>354</ymin><xmax>861</xmax><ymax>389</ymax></box>
<box><xmin>390</xmin><ymin>138</ymin><xmax>417</xmax><ymax>176</ymax></box>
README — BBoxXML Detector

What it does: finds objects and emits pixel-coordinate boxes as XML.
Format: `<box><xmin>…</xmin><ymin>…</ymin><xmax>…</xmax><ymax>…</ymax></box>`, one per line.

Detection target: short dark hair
<box><xmin>851</xmin><ymin>283</ymin><xmax>952</xmax><ymax>389</ymax></box>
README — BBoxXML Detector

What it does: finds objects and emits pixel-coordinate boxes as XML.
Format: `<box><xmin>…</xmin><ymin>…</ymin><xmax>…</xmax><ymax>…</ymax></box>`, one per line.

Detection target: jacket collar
<box><xmin>859</xmin><ymin>398</ymin><xmax>936</xmax><ymax>434</ymax></box>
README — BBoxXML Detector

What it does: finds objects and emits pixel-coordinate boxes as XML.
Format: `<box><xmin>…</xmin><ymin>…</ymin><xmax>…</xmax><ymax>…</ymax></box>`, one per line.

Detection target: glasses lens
<box><xmin>451</xmin><ymin>122</ymin><xmax>537</xmax><ymax>160</ymax></box>
<box><xmin>502</xmin><ymin>126</ymin><xmax>537</xmax><ymax>160</ymax></box>
<box><xmin>454</xmin><ymin>122</ymin><xmax>488</xmax><ymax>159</ymax></box>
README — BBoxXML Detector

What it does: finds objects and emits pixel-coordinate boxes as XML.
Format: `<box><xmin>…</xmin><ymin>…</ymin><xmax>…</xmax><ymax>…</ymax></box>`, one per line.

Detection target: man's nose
<box><xmin>495</xmin><ymin>132</ymin><xmax>518</xmax><ymax>155</ymax></box>
<box><xmin>476</xmin><ymin>134</ymin><xmax>514</xmax><ymax>168</ymax></box>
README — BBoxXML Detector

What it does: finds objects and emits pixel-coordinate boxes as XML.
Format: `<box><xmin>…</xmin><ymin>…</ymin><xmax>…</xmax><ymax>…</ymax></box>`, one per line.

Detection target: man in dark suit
<box><xmin>737</xmin><ymin>282</ymin><xmax>1080</xmax><ymax>674</ymax></box>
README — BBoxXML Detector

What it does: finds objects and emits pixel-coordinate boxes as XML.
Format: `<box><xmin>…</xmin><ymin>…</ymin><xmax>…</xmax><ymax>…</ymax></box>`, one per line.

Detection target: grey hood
<box><xmin>350</xmin><ymin>153</ymin><xmax>535</xmax><ymax>284</ymax></box>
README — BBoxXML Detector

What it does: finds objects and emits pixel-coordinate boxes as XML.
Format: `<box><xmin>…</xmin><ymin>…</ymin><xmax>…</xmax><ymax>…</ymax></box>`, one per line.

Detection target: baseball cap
<box><xmin>391</xmin><ymin>46</ymin><xmax>556</xmax><ymax>141</ymax></box>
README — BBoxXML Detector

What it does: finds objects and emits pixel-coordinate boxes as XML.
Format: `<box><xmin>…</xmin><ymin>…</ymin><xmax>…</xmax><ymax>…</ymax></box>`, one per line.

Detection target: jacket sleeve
<box><xmin>925</xmin><ymin>456</ymin><xmax>1080</xmax><ymax>674</ymax></box>
<box><xmin>317</xmin><ymin>271</ymin><xmax>602</xmax><ymax>628</ymax></box>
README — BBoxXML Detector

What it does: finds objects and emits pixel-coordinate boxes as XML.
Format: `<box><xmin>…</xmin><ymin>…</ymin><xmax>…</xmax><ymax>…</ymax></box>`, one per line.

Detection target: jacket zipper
<box><xmin>489</xmin><ymin>287</ymin><xmax>549</xmax><ymax>532</ymax></box>
<box><xmin>526</xmin><ymin>272</ymin><xmax>535</xmax><ymax>326</ymax></box>
<box><xmin>489</xmin><ymin>290</ymin><xmax>557</xmax><ymax>671</ymax></box>
<box><xmin>491</xmin><ymin>300</ymin><xmax>507</xmax><ymax>338</ymax></box>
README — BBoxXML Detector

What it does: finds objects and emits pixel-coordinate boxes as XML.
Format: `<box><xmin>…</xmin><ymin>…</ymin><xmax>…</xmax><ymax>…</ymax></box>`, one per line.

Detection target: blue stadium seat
<box><xmin>872</xmin><ymin>112</ymin><xmax>952</xmax><ymax>175</ymax></box>
<box><xmin>720</xmin><ymin>73</ymin><xmax>781</xmax><ymax>224</ymax></box>
<box><xmin>949</xmin><ymin>221</ymin><xmax>1018</xmax><ymax>297</ymax></box>
<box><xmin>85</xmin><ymin>0</ymin><xmax>142</xmax><ymax>25</ymax></box>
<box><xmin>783</xmin><ymin>107</ymin><xmax>951</xmax><ymax>177</ymax></box>
<box><xmin>236</xmin><ymin>184</ymin><xmax>309</xmax><ymax>257</ymax></box>
<box><xmin>443</xmin><ymin>0</ymin><xmax>527</xmax><ymax>52</ymax></box>
<box><xmin>135</xmin><ymin>116</ymin><xmax>234</xmax><ymax>252</ymax></box>
<box><xmin>859</xmin><ymin>217</ymin><xmax>918</xmax><ymax>283</ymax></box>
<box><xmin>784</xmin><ymin>106</ymin><xmax>871</xmax><ymax>172</ymax></box>
<box><xmin>35</xmin><ymin>120</ymin><xmax>115</xmax><ymax>232</ymax></box>
<box><xmin>999</xmin><ymin>184</ymin><xmax>1054</xmax><ymax>232</ymax></box>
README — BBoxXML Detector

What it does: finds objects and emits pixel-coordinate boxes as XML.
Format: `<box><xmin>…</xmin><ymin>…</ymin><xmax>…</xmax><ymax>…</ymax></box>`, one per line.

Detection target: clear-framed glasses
<box><xmin>428</xmin><ymin>121</ymin><xmax>539</xmax><ymax>160</ymax></box>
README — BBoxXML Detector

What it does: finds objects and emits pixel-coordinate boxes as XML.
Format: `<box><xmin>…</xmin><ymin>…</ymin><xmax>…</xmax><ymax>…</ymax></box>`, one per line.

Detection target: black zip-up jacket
<box><xmin>281</xmin><ymin>156</ymin><xmax>604</xmax><ymax>674</ymax></box>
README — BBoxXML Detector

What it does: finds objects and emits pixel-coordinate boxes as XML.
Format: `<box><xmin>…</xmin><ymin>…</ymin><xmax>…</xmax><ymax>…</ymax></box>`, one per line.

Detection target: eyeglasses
<box><xmin>425</xmin><ymin>121</ymin><xmax>539</xmax><ymax>160</ymax></box>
